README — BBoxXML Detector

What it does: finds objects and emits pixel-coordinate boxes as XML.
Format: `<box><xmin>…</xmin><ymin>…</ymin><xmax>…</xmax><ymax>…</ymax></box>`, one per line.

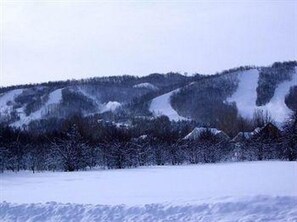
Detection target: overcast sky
<box><xmin>1</xmin><ymin>0</ymin><xmax>296</xmax><ymax>86</ymax></box>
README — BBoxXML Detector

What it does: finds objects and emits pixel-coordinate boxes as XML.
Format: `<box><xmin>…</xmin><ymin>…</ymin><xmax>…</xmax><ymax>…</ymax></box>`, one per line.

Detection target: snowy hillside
<box><xmin>149</xmin><ymin>89</ymin><xmax>187</xmax><ymax>121</ymax></box>
<box><xmin>0</xmin><ymin>61</ymin><xmax>296</xmax><ymax>130</ymax></box>
<box><xmin>226</xmin><ymin>69</ymin><xmax>259</xmax><ymax>119</ymax></box>
<box><xmin>1</xmin><ymin>161</ymin><xmax>296</xmax><ymax>221</ymax></box>
<box><xmin>227</xmin><ymin>67</ymin><xmax>297</xmax><ymax>123</ymax></box>
<box><xmin>0</xmin><ymin>89</ymin><xmax>23</xmax><ymax>117</ymax></box>
<box><xmin>171</xmin><ymin>62</ymin><xmax>297</xmax><ymax>126</ymax></box>
<box><xmin>0</xmin><ymin>72</ymin><xmax>192</xmax><ymax>128</ymax></box>
<box><xmin>258</xmin><ymin>67</ymin><xmax>297</xmax><ymax>123</ymax></box>
<box><xmin>11</xmin><ymin>88</ymin><xmax>63</xmax><ymax>127</ymax></box>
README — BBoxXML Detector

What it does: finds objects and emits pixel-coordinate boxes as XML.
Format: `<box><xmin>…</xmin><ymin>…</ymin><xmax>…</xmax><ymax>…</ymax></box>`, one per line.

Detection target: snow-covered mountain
<box><xmin>0</xmin><ymin>61</ymin><xmax>296</xmax><ymax>130</ymax></box>
<box><xmin>171</xmin><ymin>61</ymin><xmax>297</xmax><ymax>127</ymax></box>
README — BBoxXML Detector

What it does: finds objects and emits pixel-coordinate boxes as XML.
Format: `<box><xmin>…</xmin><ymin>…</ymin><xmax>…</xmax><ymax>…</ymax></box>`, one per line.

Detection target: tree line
<box><xmin>0</xmin><ymin>112</ymin><xmax>296</xmax><ymax>172</ymax></box>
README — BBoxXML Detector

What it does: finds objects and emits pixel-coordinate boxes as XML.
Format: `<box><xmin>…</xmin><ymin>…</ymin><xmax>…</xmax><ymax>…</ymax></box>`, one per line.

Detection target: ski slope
<box><xmin>1</xmin><ymin>161</ymin><xmax>296</xmax><ymax>221</ymax></box>
<box><xmin>260</xmin><ymin>68</ymin><xmax>297</xmax><ymax>123</ymax></box>
<box><xmin>227</xmin><ymin>68</ymin><xmax>297</xmax><ymax>123</ymax></box>
<box><xmin>0</xmin><ymin>89</ymin><xmax>23</xmax><ymax>115</ymax></box>
<box><xmin>77</xmin><ymin>87</ymin><xmax>103</xmax><ymax>113</ymax></box>
<box><xmin>226</xmin><ymin>69</ymin><xmax>259</xmax><ymax>119</ymax></box>
<box><xmin>11</xmin><ymin>88</ymin><xmax>63</xmax><ymax>127</ymax></box>
<box><xmin>149</xmin><ymin>89</ymin><xmax>187</xmax><ymax>121</ymax></box>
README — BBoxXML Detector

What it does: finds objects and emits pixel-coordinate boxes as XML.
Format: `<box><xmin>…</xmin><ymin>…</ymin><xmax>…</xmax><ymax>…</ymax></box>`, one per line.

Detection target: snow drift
<box><xmin>1</xmin><ymin>196</ymin><xmax>297</xmax><ymax>222</ymax></box>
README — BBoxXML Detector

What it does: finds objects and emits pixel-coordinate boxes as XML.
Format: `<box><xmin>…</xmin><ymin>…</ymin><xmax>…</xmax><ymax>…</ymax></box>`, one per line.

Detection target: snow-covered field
<box><xmin>1</xmin><ymin>161</ymin><xmax>297</xmax><ymax>221</ymax></box>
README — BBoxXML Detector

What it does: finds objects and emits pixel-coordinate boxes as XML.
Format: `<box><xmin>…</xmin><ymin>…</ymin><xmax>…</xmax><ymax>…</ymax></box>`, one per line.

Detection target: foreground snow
<box><xmin>1</xmin><ymin>161</ymin><xmax>296</xmax><ymax>221</ymax></box>
<box><xmin>1</xmin><ymin>196</ymin><xmax>296</xmax><ymax>222</ymax></box>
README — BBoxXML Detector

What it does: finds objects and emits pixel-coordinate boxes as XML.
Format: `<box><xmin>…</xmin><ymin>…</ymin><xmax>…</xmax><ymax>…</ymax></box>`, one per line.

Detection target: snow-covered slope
<box><xmin>1</xmin><ymin>62</ymin><xmax>296</xmax><ymax>128</ymax></box>
<box><xmin>2</xmin><ymin>86</ymin><xmax>122</xmax><ymax>127</ymax></box>
<box><xmin>78</xmin><ymin>87</ymin><xmax>101</xmax><ymax>109</ymax></box>
<box><xmin>227</xmin><ymin>67</ymin><xmax>297</xmax><ymax>124</ymax></box>
<box><xmin>11</xmin><ymin>88</ymin><xmax>63</xmax><ymax>127</ymax></box>
<box><xmin>226</xmin><ymin>69</ymin><xmax>259</xmax><ymax>119</ymax></box>
<box><xmin>258</xmin><ymin>68</ymin><xmax>297</xmax><ymax>123</ymax></box>
<box><xmin>1</xmin><ymin>161</ymin><xmax>296</xmax><ymax>221</ymax></box>
<box><xmin>0</xmin><ymin>89</ymin><xmax>23</xmax><ymax>116</ymax></box>
<box><xmin>149</xmin><ymin>89</ymin><xmax>187</xmax><ymax>121</ymax></box>
<box><xmin>46</xmin><ymin>88</ymin><xmax>63</xmax><ymax>105</ymax></box>
<box><xmin>78</xmin><ymin>87</ymin><xmax>121</xmax><ymax>114</ymax></box>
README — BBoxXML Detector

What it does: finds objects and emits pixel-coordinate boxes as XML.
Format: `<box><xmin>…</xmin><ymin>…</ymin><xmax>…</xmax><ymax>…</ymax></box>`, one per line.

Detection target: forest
<box><xmin>0</xmin><ymin>110</ymin><xmax>296</xmax><ymax>172</ymax></box>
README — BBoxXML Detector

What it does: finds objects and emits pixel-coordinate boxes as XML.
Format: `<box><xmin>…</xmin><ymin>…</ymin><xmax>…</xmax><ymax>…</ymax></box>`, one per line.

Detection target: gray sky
<box><xmin>1</xmin><ymin>0</ymin><xmax>296</xmax><ymax>86</ymax></box>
